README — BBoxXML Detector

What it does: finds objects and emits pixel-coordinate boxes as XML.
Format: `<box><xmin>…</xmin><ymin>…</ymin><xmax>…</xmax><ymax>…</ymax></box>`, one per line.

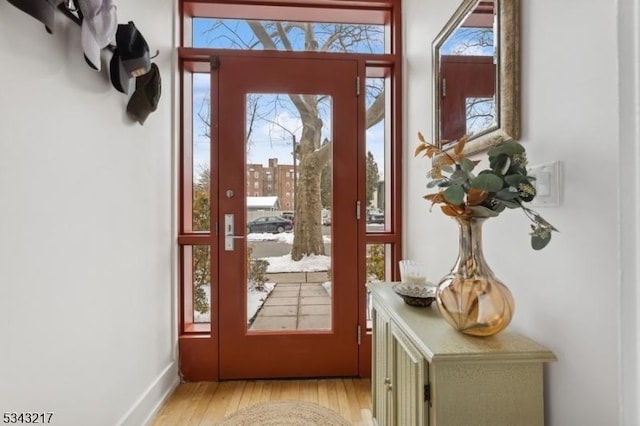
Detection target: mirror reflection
<box><xmin>439</xmin><ymin>1</ymin><xmax>496</xmax><ymax>143</ymax></box>
<box><xmin>433</xmin><ymin>0</ymin><xmax>520</xmax><ymax>155</ymax></box>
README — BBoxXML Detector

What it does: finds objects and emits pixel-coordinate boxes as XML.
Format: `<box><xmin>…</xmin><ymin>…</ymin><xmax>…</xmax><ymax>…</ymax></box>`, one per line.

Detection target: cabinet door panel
<box><xmin>391</xmin><ymin>322</ymin><xmax>427</xmax><ymax>426</ymax></box>
<box><xmin>372</xmin><ymin>309</ymin><xmax>392</xmax><ymax>425</ymax></box>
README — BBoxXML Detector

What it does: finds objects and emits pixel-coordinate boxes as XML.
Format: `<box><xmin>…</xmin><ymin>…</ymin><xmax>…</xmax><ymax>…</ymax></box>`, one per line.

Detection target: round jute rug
<box><xmin>217</xmin><ymin>400</ymin><xmax>351</xmax><ymax>426</ymax></box>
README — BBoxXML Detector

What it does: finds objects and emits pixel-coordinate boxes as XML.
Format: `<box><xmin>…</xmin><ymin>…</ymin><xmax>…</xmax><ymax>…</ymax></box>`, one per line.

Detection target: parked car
<box><xmin>247</xmin><ymin>216</ymin><xmax>293</xmax><ymax>233</ymax></box>
<box><xmin>367</xmin><ymin>212</ymin><xmax>385</xmax><ymax>224</ymax></box>
<box><xmin>321</xmin><ymin>208</ymin><xmax>331</xmax><ymax>226</ymax></box>
<box><xmin>366</xmin><ymin>208</ymin><xmax>385</xmax><ymax>224</ymax></box>
<box><xmin>281</xmin><ymin>211</ymin><xmax>295</xmax><ymax>223</ymax></box>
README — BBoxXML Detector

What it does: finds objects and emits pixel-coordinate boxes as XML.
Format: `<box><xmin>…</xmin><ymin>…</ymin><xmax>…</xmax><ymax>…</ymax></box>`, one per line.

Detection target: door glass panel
<box><xmin>245</xmin><ymin>92</ymin><xmax>333</xmax><ymax>332</ymax></box>
<box><xmin>365</xmin><ymin>76</ymin><xmax>388</xmax><ymax>231</ymax></box>
<box><xmin>182</xmin><ymin>245</ymin><xmax>211</xmax><ymax>332</ymax></box>
<box><xmin>192</xmin><ymin>73</ymin><xmax>211</xmax><ymax>232</ymax></box>
<box><xmin>365</xmin><ymin>243</ymin><xmax>392</xmax><ymax>328</ymax></box>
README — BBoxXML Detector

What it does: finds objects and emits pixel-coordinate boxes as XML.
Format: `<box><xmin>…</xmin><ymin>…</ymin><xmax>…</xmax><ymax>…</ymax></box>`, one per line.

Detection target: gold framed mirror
<box><xmin>433</xmin><ymin>0</ymin><xmax>520</xmax><ymax>156</ymax></box>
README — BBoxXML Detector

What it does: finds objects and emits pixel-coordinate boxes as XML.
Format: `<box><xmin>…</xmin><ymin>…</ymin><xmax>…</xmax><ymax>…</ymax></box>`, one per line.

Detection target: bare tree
<box><xmin>448</xmin><ymin>28</ymin><xmax>493</xmax><ymax>55</ymax></box>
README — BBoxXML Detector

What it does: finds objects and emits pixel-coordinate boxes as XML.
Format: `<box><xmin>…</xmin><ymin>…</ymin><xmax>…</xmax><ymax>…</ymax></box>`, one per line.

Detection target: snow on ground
<box><xmin>194</xmin><ymin>282</ymin><xmax>276</xmax><ymax>324</ymax></box>
<box><xmin>264</xmin><ymin>253</ymin><xmax>330</xmax><ymax>273</ymax></box>
<box><xmin>247</xmin><ymin>232</ymin><xmax>331</xmax><ymax>244</ymax></box>
<box><xmin>322</xmin><ymin>281</ymin><xmax>331</xmax><ymax>296</ymax></box>
<box><xmin>247</xmin><ymin>282</ymin><xmax>275</xmax><ymax>322</ymax></box>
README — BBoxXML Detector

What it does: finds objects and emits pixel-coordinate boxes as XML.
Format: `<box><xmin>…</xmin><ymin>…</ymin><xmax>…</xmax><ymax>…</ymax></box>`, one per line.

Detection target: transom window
<box><xmin>192</xmin><ymin>18</ymin><xmax>387</xmax><ymax>53</ymax></box>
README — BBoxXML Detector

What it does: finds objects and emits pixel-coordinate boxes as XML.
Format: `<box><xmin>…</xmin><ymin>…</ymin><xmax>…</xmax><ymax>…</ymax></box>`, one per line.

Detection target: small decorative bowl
<box><xmin>392</xmin><ymin>283</ymin><xmax>437</xmax><ymax>307</ymax></box>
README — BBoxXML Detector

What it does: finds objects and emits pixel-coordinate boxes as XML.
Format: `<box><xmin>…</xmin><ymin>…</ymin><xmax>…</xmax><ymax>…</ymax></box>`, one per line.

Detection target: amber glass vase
<box><xmin>436</xmin><ymin>216</ymin><xmax>515</xmax><ymax>337</ymax></box>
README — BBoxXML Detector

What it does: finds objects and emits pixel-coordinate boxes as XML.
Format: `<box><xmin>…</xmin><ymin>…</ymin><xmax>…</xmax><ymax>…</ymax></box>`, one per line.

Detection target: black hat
<box><xmin>7</xmin><ymin>0</ymin><xmax>65</xmax><ymax>33</ymax></box>
<box><xmin>126</xmin><ymin>63</ymin><xmax>161</xmax><ymax>125</ymax></box>
<box><xmin>110</xmin><ymin>21</ymin><xmax>151</xmax><ymax>94</ymax></box>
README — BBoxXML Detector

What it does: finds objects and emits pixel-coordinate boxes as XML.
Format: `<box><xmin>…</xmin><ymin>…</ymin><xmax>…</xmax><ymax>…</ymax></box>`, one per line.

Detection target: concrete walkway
<box><xmin>250</xmin><ymin>272</ymin><xmax>332</xmax><ymax>331</ymax></box>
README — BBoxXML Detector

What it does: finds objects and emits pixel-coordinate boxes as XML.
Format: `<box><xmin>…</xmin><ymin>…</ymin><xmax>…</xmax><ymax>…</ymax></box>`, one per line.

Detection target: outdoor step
<box><xmin>264</xmin><ymin>271</ymin><xmax>329</xmax><ymax>283</ymax></box>
<box><xmin>306</xmin><ymin>272</ymin><xmax>329</xmax><ymax>283</ymax></box>
<box><xmin>265</xmin><ymin>272</ymin><xmax>306</xmax><ymax>283</ymax></box>
<box><xmin>249</xmin><ymin>272</ymin><xmax>332</xmax><ymax>332</ymax></box>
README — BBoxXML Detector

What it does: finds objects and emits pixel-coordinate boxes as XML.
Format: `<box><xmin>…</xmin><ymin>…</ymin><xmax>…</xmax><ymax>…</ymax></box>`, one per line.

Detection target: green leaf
<box><xmin>495</xmin><ymin>188</ymin><xmax>520</xmax><ymax>200</ymax></box>
<box><xmin>441</xmin><ymin>164</ymin><xmax>454</xmax><ymax>173</ymax></box>
<box><xmin>490</xmin><ymin>153</ymin><xmax>506</xmax><ymax>172</ymax></box>
<box><xmin>489</xmin><ymin>154</ymin><xmax>511</xmax><ymax>175</ymax></box>
<box><xmin>488</xmin><ymin>141</ymin><xmax>525</xmax><ymax>158</ymax></box>
<box><xmin>533</xmin><ymin>214</ymin><xmax>559</xmax><ymax>232</ymax></box>
<box><xmin>443</xmin><ymin>185</ymin><xmax>465</xmax><ymax>205</ymax></box>
<box><xmin>468</xmin><ymin>206</ymin><xmax>500</xmax><ymax>217</ymax></box>
<box><xmin>450</xmin><ymin>169</ymin><xmax>469</xmax><ymax>185</ymax></box>
<box><xmin>504</xmin><ymin>174</ymin><xmax>529</xmax><ymax>188</ymax></box>
<box><xmin>460</xmin><ymin>158</ymin><xmax>480</xmax><ymax>173</ymax></box>
<box><xmin>427</xmin><ymin>179</ymin><xmax>443</xmax><ymax>188</ymax></box>
<box><xmin>470</xmin><ymin>173</ymin><xmax>504</xmax><ymax>192</ymax></box>
<box><xmin>532</xmin><ymin>234</ymin><xmax>551</xmax><ymax>250</ymax></box>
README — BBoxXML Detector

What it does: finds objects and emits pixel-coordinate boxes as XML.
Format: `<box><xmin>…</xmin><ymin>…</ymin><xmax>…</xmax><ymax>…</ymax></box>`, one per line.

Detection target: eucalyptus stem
<box><xmin>415</xmin><ymin>132</ymin><xmax>557</xmax><ymax>249</ymax></box>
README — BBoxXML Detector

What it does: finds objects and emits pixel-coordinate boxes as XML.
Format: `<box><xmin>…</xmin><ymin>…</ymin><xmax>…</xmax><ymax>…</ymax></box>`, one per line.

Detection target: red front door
<box><xmin>214</xmin><ymin>54</ymin><xmax>360</xmax><ymax>379</ymax></box>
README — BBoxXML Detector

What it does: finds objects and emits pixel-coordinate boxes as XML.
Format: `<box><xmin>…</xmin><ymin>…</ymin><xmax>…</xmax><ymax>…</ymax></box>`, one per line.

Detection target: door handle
<box><xmin>224</xmin><ymin>213</ymin><xmax>244</xmax><ymax>251</ymax></box>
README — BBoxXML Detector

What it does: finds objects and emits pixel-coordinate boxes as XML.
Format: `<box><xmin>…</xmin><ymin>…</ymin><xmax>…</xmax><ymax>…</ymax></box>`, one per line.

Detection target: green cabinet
<box><xmin>369</xmin><ymin>283</ymin><xmax>556</xmax><ymax>426</ymax></box>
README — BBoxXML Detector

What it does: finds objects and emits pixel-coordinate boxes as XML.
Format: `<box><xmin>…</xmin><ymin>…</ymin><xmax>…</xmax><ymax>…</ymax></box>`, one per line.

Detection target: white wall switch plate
<box><xmin>527</xmin><ymin>161</ymin><xmax>561</xmax><ymax>207</ymax></box>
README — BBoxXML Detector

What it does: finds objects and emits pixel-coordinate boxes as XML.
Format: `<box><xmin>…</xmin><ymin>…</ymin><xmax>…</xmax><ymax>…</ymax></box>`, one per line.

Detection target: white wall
<box><xmin>0</xmin><ymin>1</ymin><xmax>178</xmax><ymax>425</ymax></box>
<box><xmin>404</xmin><ymin>0</ymin><xmax>638</xmax><ymax>425</ymax></box>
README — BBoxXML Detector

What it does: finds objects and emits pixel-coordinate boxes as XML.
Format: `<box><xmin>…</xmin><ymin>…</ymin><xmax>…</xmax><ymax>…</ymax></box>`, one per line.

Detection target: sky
<box><xmin>440</xmin><ymin>27</ymin><xmax>494</xmax><ymax>56</ymax></box>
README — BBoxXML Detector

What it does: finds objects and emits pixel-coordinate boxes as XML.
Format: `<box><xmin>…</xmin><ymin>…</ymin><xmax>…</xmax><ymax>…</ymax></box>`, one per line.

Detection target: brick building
<box><xmin>246</xmin><ymin>158</ymin><xmax>297</xmax><ymax>210</ymax></box>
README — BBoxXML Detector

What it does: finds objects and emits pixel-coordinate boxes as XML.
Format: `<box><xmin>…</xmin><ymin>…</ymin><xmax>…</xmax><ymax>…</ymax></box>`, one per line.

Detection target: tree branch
<box><xmin>366</xmin><ymin>89</ymin><xmax>385</xmax><ymax>128</ymax></box>
<box><xmin>276</xmin><ymin>22</ymin><xmax>293</xmax><ymax>50</ymax></box>
<box><xmin>315</xmin><ymin>139</ymin><xmax>332</xmax><ymax>165</ymax></box>
<box><xmin>247</xmin><ymin>21</ymin><xmax>278</xmax><ymax>50</ymax></box>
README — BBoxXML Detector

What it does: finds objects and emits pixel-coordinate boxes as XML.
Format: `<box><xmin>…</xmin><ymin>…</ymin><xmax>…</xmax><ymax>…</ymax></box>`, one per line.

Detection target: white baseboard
<box><xmin>117</xmin><ymin>361</ymin><xmax>180</xmax><ymax>426</ymax></box>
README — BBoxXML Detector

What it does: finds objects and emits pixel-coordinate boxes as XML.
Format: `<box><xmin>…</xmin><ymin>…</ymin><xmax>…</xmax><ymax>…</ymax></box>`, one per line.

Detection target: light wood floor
<box><xmin>151</xmin><ymin>378</ymin><xmax>373</xmax><ymax>426</ymax></box>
